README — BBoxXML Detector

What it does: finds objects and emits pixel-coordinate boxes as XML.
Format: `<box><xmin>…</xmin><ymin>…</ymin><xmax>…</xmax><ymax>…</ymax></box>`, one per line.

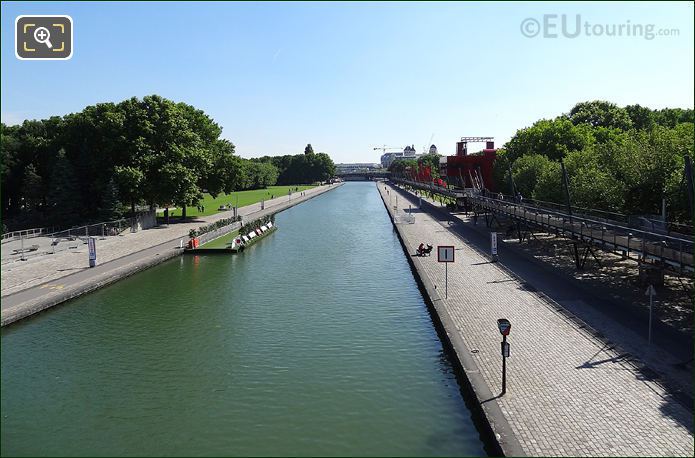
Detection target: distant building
<box><xmin>429</xmin><ymin>144</ymin><xmax>438</xmax><ymax>155</ymax></box>
<box><xmin>403</xmin><ymin>145</ymin><xmax>417</xmax><ymax>157</ymax></box>
<box><xmin>381</xmin><ymin>145</ymin><xmax>421</xmax><ymax>168</ymax></box>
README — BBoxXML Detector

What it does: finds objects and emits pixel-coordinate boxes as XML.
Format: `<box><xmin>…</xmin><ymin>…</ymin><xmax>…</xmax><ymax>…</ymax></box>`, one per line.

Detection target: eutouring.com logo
<box><xmin>520</xmin><ymin>15</ymin><xmax>680</xmax><ymax>40</ymax></box>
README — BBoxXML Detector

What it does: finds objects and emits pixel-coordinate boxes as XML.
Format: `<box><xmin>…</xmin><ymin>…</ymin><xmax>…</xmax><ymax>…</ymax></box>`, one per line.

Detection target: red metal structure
<box><xmin>440</xmin><ymin>137</ymin><xmax>497</xmax><ymax>191</ymax></box>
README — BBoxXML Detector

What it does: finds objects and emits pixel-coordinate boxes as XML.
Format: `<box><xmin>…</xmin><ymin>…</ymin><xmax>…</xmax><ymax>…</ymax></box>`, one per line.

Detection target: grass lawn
<box><xmin>200</xmin><ymin>229</ymin><xmax>240</xmax><ymax>248</ymax></box>
<box><xmin>158</xmin><ymin>185</ymin><xmax>316</xmax><ymax>218</ymax></box>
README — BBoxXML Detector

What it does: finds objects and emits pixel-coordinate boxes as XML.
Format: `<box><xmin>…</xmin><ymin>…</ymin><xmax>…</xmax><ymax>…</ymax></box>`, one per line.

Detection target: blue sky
<box><xmin>2</xmin><ymin>1</ymin><xmax>693</xmax><ymax>163</ymax></box>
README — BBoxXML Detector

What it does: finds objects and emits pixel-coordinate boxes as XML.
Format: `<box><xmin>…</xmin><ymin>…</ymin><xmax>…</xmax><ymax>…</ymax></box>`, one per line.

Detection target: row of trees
<box><xmin>252</xmin><ymin>144</ymin><xmax>335</xmax><ymax>185</ymax></box>
<box><xmin>1</xmin><ymin>95</ymin><xmax>335</xmax><ymax>231</ymax></box>
<box><xmin>493</xmin><ymin>101</ymin><xmax>694</xmax><ymax>221</ymax></box>
<box><xmin>387</xmin><ymin>153</ymin><xmax>441</xmax><ymax>177</ymax></box>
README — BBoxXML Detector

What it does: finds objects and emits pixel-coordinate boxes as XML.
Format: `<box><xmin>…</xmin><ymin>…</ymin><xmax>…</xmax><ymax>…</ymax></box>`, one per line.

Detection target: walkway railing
<box><xmin>391</xmin><ymin>177</ymin><xmax>694</xmax><ymax>273</ymax></box>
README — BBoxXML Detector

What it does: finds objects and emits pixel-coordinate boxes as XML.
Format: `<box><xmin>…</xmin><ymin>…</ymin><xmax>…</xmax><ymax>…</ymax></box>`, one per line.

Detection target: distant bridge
<box><xmin>337</xmin><ymin>171</ymin><xmax>390</xmax><ymax>181</ymax></box>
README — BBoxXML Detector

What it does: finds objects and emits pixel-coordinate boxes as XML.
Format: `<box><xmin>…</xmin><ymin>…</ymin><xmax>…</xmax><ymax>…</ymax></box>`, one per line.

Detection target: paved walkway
<box><xmin>378</xmin><ymin>183</ymin><xmax>693</xmax><ymax>457</ymax></box>
<box><xmin>1</xmin><ymin>184</ymin><xmax>340</xmax><ymax>325</ymax></box>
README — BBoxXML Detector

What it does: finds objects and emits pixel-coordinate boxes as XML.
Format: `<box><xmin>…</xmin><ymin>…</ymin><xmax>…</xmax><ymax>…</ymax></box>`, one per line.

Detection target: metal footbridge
<box><xmin>391</xmin><ymin>178</ymin><xmax>694</xmax><ymax>274</ymax></box>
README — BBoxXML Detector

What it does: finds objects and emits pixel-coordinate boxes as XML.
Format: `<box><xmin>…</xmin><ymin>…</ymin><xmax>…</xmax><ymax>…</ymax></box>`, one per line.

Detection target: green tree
<box><xmin>418</xmin><ymin>153</ymin><xmax>441</xmax><ymax>179</ymax></box>
<box><xmin>568</xmin><ymin>100</ymin><xmax>633</xmax><ymax>130</ymax></box>
<box><xmin>505</xmin><ymin>118</ymin><xmax>593</xmax><ymax>162</ymax></box>
<box><xmin>511</xmin><ymin>154</ymin><xmax>554</xmax><ymax>197</ymax></box>
<box><xmin>21</xmin><ymin>163</ymin><xmax>43</xmax><ymax>212</ymax></box>
<box><xmin>531</xmin><ymin>161</ymin><xmax>564</xmax><ymax>204</ymax></box>
<box><xmin>564</xmin><ymin>149</ymin><xmax>625</xmax><ymax>212</ymax></box>
<box><xmin>205</xmin><ymin>139</ymin><xmax>247</xmax><ymax>195</ymax></box>
<box><xmin>625</xmin><ymin>104</ymin><xmax>655</xmax><ymax>130</ymax></box>
<box><xmin>114</xmin><ymin>166</ymin><xmax>144</xmax><ymax>215</ymax></box>
<box><xmin>46</xmin><ymin>149</ymin><xmax>81</xmax><ymax>225</ymax></box>
<box><xmin>100</xmin><ymin>178</ymin><xmax>122</xmax><ymax>220</ymax></box>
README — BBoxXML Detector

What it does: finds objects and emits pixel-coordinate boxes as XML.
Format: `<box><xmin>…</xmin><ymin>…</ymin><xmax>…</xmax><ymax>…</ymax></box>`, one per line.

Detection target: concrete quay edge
<box><xmin>1</xmin><ymin>183</ymin><xmax>342</xmax><ymax>327</ymax></box>
<box><xmin>377</xmin><ymin>183</ymin><xmax>525</xmax><ymax>457</ymax></box>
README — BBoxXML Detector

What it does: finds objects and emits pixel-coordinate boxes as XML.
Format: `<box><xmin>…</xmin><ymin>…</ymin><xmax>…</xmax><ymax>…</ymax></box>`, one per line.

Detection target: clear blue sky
<box><xmin>2</xmin><ymin>1</ymin><xmax>693</xmax><ymax>163</ymax></box>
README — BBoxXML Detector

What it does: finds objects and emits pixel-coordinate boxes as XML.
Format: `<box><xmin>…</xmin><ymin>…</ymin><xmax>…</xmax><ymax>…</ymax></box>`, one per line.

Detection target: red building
<box><xmin>439</xmin><ymin>138</ymin><xmax>497</xmax><ymax>191</ymax></box>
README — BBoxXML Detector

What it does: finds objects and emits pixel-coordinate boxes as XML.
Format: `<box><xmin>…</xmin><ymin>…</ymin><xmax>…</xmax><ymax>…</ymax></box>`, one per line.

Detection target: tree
<box><xmin>568</xmin><ymin>100</ymin><xmax>633</xmax><ymax>130</ymax></box>
<box><xmin>100</xmin><ymin>178</ymin><xmax>122</xmax><ymax>220</ymax></box>
<box><xmin>510</xmin><ymin>154</ymin><xmax>553</xmax><ymax>197</ymax></box>
<box><xmin>625</xmin><ymin>104</ymin><xmax>655</xmax><ymax>130</ymax></box>
<box><xmin>388</xmin><ymin>159</ymin><xmax>418</xmax><ymax>177</ymax></box>
<box><xmin>505</xmin><ymin>118</ymin><xmax>593</xmax><ymax>162</ymax></box>
<box><xmin>304</xmin><ymin>144</ymin><xmax>314</xmax><ymax>155</ymax></box>
<box><xmin>418</xmin><ymin>153</ymin><xmax>441</xmax><ymax>179</ymax></box>
<box><xmin>205</xmin><ymin>139</ymin><xmax>247</xmax><ymax>195</ymax></box>
<box><xmin>531</xmin><ymin>161</ymin><xmax>564</xmax><ymax>204</ymax></box>
<box><xmin>564</xmin><ymin>149</ymin><xmax>625</xmax><ymax>212</ymax></box>
<box><xmin>114</xmin><ymin>166</ymin><xmax>144</xmax><ymax>215</ymax></box>
<box><xmin>46</xmin><ymin>149</ymin><xmax>81</xmax><ymax>225</ymax></box>
<box><xmin>21</xmin><ymin>163</ymin><xmax>43</xmax><ymax>212</ymax></box>
<box><xmin>245</xmin><ymin>161</ymin><xmax>279</xmax><ymax>189</ymax></box>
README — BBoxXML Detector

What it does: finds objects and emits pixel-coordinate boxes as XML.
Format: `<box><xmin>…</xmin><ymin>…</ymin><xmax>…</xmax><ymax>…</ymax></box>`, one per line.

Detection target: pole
<box><xmin>20</xmin><ymin>235</ymin><xmax>25</xmax><ymax>261</ymax></box>
<box><xmin>648</xmin><ymin>288</ymin><xmax>653</xmax><ymax>346</ymax></box>
<box><xmin>445</xmin><ymin>262</ymin><xmax>448</xmax><ymax>299</ymax></box>
<box><xmin>560</xmin><ymin>159</ymin><xmax>573</xmax><ymax>221</ymax></box>
<box><xmin>502</xmin><ymin>335</ymin><xmax>507</xmax><ymax>395</ymax></box>
<box><xmin>684</xmin><ymin>156</ymin><xmax>694</xmax><ymax>219</ymax></box>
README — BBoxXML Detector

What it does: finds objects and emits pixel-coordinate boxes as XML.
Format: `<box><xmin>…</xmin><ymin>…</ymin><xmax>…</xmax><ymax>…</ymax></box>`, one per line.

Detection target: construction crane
<box><xmin>373</xmin><ymin>145</ymin><xmax>403</xmax><ymax>154</ymax></box>
<box><xmin>422</xmin><ymin>133</ymin><xmax>435</xmax><ymax>155</ymax></box>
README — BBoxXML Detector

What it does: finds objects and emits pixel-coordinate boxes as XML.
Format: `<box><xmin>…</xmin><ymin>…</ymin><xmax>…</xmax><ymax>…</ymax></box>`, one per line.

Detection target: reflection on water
<box><xmin>1</xmin><ymin>182</ymin><xmax>485</xmax><ymax>456</ymax></box>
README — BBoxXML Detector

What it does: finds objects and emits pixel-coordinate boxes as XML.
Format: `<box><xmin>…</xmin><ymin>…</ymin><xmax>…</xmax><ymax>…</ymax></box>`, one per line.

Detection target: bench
<box><xmin>12</xmin><ymin>244</ymin><xmax>39</xmax><ymax>254</ymax></box>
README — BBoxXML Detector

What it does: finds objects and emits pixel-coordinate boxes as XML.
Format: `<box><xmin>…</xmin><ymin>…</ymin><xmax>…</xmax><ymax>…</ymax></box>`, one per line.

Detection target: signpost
<box><xmin>437</xmin><ymin>245</ymin><xmax>455</xmax><ymax>299</ymax></box>
<box><xmin>497</xmin><ymin>318</ymin><xmax>511</xmax><ymax>395</ymax></box>
<box><xmin>491</xmin><ymin>232</ymin><xmax>498</xmax><ymax>261</ymax></box>
<box><xmin>645</xmin><ymin>285</ymin><xmax>656</xmax><ymax>346</ymax></box>
<box><xmin>88</xmin><ymin>237</ymin><xmax>97</xmax><ymax>268</ymax></box>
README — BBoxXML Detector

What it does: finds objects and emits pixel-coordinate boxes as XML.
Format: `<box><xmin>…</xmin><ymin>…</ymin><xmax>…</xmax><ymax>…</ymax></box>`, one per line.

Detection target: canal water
<box><xmin>1</xmin><ymin>182</ymin><xmax>485</xmax><ymax>456</ymax></box>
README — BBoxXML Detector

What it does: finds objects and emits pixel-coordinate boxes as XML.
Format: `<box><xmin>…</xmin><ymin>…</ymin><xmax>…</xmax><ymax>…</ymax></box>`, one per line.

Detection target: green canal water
<box><xmin>1</xmin><ymin>182</ymin><xmax>485</xmax><ymax>456</ymax></box>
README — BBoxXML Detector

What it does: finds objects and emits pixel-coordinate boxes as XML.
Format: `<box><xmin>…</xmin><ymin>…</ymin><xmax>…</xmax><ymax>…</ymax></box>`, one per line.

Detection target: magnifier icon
<box><xmin>33</xmin><ymin>27</ymin><xmax>53</xmax><ymax>49</ymax></box>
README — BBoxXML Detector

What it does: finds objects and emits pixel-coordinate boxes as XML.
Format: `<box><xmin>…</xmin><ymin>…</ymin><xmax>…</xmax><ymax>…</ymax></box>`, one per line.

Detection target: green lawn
<box><xmin>200</xmin><ymin>229</ymin><xmax>240</xmax><ymax>249</ymax></box>
<box><xmin>158</xmin><ymin>185</ymin><xmax>316</xmax><ymax>218</ymax></box>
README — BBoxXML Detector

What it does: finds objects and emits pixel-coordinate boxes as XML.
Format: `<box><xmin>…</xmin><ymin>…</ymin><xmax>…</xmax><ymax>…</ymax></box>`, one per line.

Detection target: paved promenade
<box><xmin>378</xmin><ymin>183</ymin><xmax>693</xmax><ymax>456</ymax></box>
<box><xmin>1</xmin><ymin>184</ymin><xmax>340</xmax><ymax>326</ymax></box>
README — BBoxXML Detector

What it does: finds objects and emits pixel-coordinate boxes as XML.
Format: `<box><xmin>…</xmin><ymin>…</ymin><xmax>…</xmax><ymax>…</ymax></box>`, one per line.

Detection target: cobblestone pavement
<box><xmin>378</xmin><ymin>183</ymin><xmax>694</xmax><ymax>457</ymax></box>
<box><xmin>1</xmin><ymin>185</ymin><xmax>334</xmax><ymax>297</ymax></box>
<box><xmin>402</xmin><ymin>186</ymin><xmax>694</xmax><ymax>399</ymax></box>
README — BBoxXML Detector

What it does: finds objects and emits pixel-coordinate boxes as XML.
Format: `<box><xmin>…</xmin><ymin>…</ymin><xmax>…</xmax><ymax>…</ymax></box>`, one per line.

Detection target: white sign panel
<box><xmin>88</xmin><ymin>237</ymin><xmax>96</xmax><ymax>261</ymax></box>
<box><xmin>437</xmin><ymin>245</ymin><xmax>455</xmax><ymax>263</ymax></box>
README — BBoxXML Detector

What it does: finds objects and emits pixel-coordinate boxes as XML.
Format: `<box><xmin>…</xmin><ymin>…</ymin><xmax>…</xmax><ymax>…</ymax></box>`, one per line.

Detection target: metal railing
<box><xmin>471</xmin><ymin>194</ymin><xmax>694</xmax><ymax>273</ymax></box>
<box><xmin>391</xmin><ymin>177</ymin><xmax>694</xmax><ymax>273</ymax></box>
<box><xmin>1</xmin><ymin>227</ymin><xmax>48</xmax><ymax>243</ymax></box>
